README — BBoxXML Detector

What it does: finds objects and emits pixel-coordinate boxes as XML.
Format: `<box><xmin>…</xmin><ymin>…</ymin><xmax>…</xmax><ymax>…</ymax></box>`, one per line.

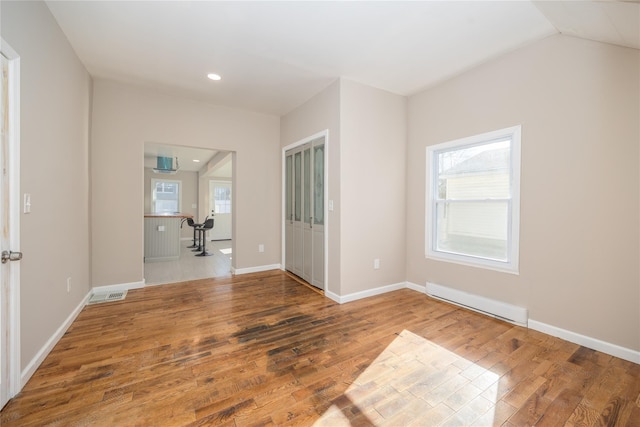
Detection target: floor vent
<box><xmin>88</xmin><ymin>290</ymin><xmax>127</xmax><ymax>305</ymax></box>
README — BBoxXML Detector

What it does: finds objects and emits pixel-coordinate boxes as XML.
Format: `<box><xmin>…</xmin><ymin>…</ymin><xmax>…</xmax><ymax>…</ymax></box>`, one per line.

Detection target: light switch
<box><xmin>23</xmin><ymin>193</ymin><xmax>31</xmax><ymax>214</ymax></box>
<box><xmin>157</xmin><ymin>225</ymin><xmax>165</xmax><ymax>231</ymax></box>
<box><xmin>328</xmin><ymin>200</ymin><xmax>334</xmax><ymax>211</ymax></box>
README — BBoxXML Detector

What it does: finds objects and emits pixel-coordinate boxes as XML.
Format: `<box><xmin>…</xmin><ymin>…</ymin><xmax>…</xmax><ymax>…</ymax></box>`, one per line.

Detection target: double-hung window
<box><xmin>152</xmin><ymin>179</ymin><xmax>182</xmax><ymax>214</ymax></box>
<box><xmin>426</xmin><ymin>125</ymin><xmax>521</xmax><ymax>273</ymax></box>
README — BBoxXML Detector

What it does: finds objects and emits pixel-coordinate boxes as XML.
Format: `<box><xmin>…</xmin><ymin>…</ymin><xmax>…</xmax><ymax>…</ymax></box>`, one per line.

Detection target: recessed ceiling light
<box><xmin>193</xmin><ymin>159</ymin><xmax>201</xmax><ymax>163</ymax></box>
<box><xmin>207</xmin><ymin>73</ymin><xmax>221</xmax><ymax>81</ymax></box>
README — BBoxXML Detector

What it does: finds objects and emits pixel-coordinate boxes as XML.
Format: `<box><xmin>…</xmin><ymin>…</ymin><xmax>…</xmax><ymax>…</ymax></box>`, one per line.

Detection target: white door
<box><xmin>310</xmin><ymin>143</ymin><xmax>324</xmax><ymax>288</ymax></box>
<box><xmin>284</xmin><ymin>136</ymin><xmax>325</xmax><ymax>288</ymax></box>
<box><xmin>284</xmin><ymin>154</ymin><xmax>294</xmax><ymax>271</ymax></box>
<box><xmin>1</xmin><ymin>45</ymin><xmax>21</xmax><ymax>410</ymax></box>
<box><xmin>209</xmin><ymin>180</ymin><xmax>232</xmax><ymax>240</ymax></box>
<box><xmin>292</xmin><ymin>150</ymin><xmax>304</xmax><ymax>277</ymax></box>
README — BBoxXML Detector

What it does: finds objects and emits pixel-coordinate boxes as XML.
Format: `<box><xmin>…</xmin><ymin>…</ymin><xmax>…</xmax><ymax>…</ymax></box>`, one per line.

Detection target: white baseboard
<box><xmin>406</xmin><ymin>281</ymin><xmax>425</xmax><ymax>293</ymax></box>
<box><xmin>325</xmin><ymin>290</ymin><xmax>340</xmax><ymax>303</ymax></box>
<box><xmin>21</xmin><ymin>292</ymin><xmax>91</xmax><ymax>387</ymax></box>
<box><xmin>329</xmin><ymin>281</ymin><xmax>408</xmax><ymax>304</ymax></box>
<box><xmin>426</xmin><ymin>282</ymin><xmax>528</xmax><ymax>326</ymax></box>
<box><xmin>93</xmin><ymin>279</ymin><xmax>145</xmax><ymax>294</ymax></box>
<box><xmin>528</xmin><ymin>319</ymin><xmax>640</xmax><ymax>364</ymax></box>
<box><xmin>232</xmin><ymin>264</ymin><xmax>282</xmax><ymax>275</ymax></box>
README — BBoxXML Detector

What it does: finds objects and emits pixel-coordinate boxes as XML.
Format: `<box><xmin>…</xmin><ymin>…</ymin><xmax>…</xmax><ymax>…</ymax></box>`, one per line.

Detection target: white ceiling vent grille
<box><xmin>88</xmin><ymin>290</ymin><xmax>127</xmax><ymax>305</ymax></box>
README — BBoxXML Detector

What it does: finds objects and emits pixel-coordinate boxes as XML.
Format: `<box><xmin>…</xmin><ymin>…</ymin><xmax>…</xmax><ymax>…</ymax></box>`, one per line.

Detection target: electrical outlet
<box><xmin>374</xmin><ymin>259</ymin><xmax>380</xmax><ymax>270</ymax></box>
<box><xmin>258</xmin><ymin>244</ymin><xmax>264</xmax><ymax>253</ymax></box>
<box><xmin>67</xmin><ymin>277</ymin><xmax>71</xmax><ymax>293</ymax></box>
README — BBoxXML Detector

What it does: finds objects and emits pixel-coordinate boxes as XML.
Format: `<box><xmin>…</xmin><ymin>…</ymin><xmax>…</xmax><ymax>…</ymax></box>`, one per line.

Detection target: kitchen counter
<box><xmin>144</xmin><ymin>212</ymin><xmax>193</xmax><ymax>219</ymax></box>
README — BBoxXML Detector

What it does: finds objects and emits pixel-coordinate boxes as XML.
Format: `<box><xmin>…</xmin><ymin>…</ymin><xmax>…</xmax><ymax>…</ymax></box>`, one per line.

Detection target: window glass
<box><xmin>304</xmin><ymin>148</ymin><xmax>311</xmax><ymax>224</ymax></box>
<box><xmin>152</xmin><ymin>179</ymin><xmax>181</xmax><ymax>213</ymax></box>
<box><xmin>426</xmin><ymin>126</ymin><xmax>521</xmax><ymax>273</ymax></box>
<box><xmin>214</xmin><ymin>186</ymin><xmax>231</xmax><ymax>214</ymax></box>
<box><xmin>294</xmin><ymin>152</ymin><xmax>301</xmax><ymax>222</ymax></box>
<box><xmin>314</xmin><ymin>144</ymin><xmax>324</xmax><ymax>225</ymax></box>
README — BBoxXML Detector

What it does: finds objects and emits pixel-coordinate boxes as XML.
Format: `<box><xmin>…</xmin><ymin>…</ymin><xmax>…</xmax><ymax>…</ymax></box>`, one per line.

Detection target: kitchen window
<box><xmin>426</xmin><ymin>125</ymin><xmax>521</xmax><ymax>273</ymax></box>
<box><xmin>152</xmin><ymin>179</ymin><xmax>181</xmax><ymax>213</ymax></box>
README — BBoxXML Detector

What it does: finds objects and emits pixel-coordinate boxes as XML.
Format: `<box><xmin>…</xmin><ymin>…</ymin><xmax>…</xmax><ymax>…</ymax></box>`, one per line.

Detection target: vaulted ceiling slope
<box><xmin>45</xmin><ymin>1</ymin><xmax>639</xmax><ymax>116</ymax></box>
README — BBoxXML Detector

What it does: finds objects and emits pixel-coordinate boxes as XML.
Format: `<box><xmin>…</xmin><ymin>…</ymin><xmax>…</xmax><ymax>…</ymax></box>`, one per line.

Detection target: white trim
<box><xmin>324</xmin><ymin>290</ymin><xmax>341</xmax><ymax>303</ymax></box>
<box><xmin>406</xmin><ymin>282</ymin><xmax>425</xmax><ymax>294</ymax></box>
<box><xmin>92</xmin><ymin>279</ymin><xmax>145</xmax><ymax>294</ymax></box>
<box><xmin>528</xmin><ymin>320</ymin><xmax>640</xmax><ymax>364</ymax></box>
<box><xmin>327</xmin><ymin>282</ymin><xmax>408</xmax><ymax>304</ymax></box>
<box><xmin>1</xmin><ymin>38</ymin><xmax>21</xmax><ymax>403</ymax></box>
<box><xmin>281</xmin><ymin>130</ymin><xmax>329</xmax><ymax>291</ymax></box>
<box><xmin>426</xmin><ymin>282</ymin><xmax>528</xmax><ymax>326</ymax></box>
<box><xmin>232</xmin><ymin>264</ymin><xmax>282</xmax><ymax>275</ymax></box>
<box><xmin>425</xmin><ymin>125</ymin><xmax>521</xmax><ymax>275</ymax></box>
<box><xmin>21</xmin><ymin>292</ymin><xmax>90</xmax><ymax>387</ymax></box>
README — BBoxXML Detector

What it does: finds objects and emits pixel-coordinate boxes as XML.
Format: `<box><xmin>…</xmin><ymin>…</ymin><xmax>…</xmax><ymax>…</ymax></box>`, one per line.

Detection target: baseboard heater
<box><xmin>426</xmin><ymin>282</ymin><xmax>528</xmax><ymax>326</ymax></box>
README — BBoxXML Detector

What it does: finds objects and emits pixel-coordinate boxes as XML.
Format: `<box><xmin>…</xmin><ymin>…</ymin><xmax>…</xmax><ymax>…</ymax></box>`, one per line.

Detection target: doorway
<box><xmin>142</xmin><ymin>144</ymin><xmax>234</xmax><ymax>285</ymax></box>
<box><xmin>283</xmin><ymin>133</ymin><xmax>327</xmax><ymax>290</ymax></box>
<box><xmin>1</xmin><ymin>41</ymin><xmax>21</xmax><ymax>410</ymax></box>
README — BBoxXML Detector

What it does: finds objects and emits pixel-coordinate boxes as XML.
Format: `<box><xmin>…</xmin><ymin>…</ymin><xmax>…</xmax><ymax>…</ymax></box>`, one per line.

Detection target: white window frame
<box><xmin>151</xmin><ymin>178</ymin><xmax>182</xmax><ymax>213</ymax></box>
<box><xmin>425</xmin><ymin>125</ymin><xmax>521</xmax><ymax>274</ymax></box>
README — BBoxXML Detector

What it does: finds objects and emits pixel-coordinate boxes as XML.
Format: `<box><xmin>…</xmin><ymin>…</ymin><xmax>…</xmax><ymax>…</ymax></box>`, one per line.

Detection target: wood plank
<box><xmin>1</xmin><ymin>270</ymin><xmax>638</xmax><ymax>426</ymax></box>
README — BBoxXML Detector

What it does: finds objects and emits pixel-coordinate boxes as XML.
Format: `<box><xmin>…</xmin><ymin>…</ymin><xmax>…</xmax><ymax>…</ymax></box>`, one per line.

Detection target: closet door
<box><xmin>302</xmin><ymin>146</ymin><xmax>313</xmax><ymax>283</ymax></box>
<box><xmin>284</xmin><ymin>137</ymin><xmax>325</xmax><ymax>289</ymax></box>
<box><xmin>292</xmin><ymin>150</ymin><xmax>303</xmax><ymax>276</ymax></box>
<box><xmin>311</xmin><ymin>142</ymin><xmax>324</xmax><ymax>288</ymax></box>
<box><xmin>284</xmin><ymin>153</ymin><xmax>294</xmax><ymax>271</ymax></box>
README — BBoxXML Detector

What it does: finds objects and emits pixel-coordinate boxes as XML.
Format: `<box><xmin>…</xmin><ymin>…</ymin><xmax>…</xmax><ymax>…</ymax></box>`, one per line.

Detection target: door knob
<box><xmin>1</xmin><ymin>250</ymin><xmax>22</xmax><ymax>264</ymax></box>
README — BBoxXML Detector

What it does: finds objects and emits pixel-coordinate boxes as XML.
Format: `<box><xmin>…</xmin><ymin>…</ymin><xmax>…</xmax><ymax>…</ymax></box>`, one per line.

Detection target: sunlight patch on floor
<box><xmin>313</xmin><ymin>330</ymin><xmax>499</xmax><ymax>426</ymax></box>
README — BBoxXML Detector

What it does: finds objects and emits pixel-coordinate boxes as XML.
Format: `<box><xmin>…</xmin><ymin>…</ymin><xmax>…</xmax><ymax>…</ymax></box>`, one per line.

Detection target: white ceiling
<box><xmin>143</xmin><ymin>143</ymin><xmax>219</xmax><ymax>172</ymax></box>
<box><xmin>45</xmin><ymin>1</ymin><xmax>639</xmax><ymax>117</ymax></box>
<box><xmin>144</xmin><ymin>143</ymin><xmax>232</xmax><ymax>178</ymax></box>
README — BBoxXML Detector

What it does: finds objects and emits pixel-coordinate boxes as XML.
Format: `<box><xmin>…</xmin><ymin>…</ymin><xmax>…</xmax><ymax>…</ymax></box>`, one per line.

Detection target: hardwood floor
<box><xmin>1</xmin><ymin>270</ymin><xmax>639</xmax><ymax>426</ymax></box>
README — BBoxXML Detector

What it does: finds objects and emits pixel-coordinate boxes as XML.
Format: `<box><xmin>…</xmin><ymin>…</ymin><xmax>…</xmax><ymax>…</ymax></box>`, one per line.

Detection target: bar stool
<box><xmin>195</xmin><ymin>218</ymin><xmax>214</xmax><ymax>257</ymax></box>
<box><xmin>186</xmin><ymin>218</ymin><xmax>200</xmax><ymax>249</ymax></box>
<box><xmin>190</xmin><ymin>216</ymin><xmax>208</xmax><ymax>251</ymax></box>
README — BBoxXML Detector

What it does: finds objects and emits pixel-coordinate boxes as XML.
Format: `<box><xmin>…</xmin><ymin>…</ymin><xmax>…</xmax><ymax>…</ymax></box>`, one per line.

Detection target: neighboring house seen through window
<box><xmin>426</xmin><ymin>125</ymin><xmax>521</xmax><ymax>273</ymax></box>
<box><xmin>152</xmin><ymin>179</ymin><xmax>181</xmax><ymax>214</ymax></box>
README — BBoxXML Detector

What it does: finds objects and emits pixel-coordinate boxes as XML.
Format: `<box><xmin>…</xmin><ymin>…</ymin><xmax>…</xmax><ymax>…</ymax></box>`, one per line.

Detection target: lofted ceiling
<box><xmin>45</xmin><ymin>1</ymin><xmax>639</xmax><ymax>117</ymax></box>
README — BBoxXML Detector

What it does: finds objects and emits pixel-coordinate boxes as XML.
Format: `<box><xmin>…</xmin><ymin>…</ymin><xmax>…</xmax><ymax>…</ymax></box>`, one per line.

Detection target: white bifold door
<box><xmin>285</xmin><ymin>137</ymin><xmax>324</xmax><ymax>289</ymax></box>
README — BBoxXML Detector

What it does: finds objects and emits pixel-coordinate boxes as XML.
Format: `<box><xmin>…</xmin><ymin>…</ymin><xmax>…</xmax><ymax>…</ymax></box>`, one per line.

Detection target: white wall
<box><xmin>91</xmin><ymin>79</ymin><xmax>280</xmax><ymax>287</ymax></box>
<box><xmin>339</xmin><ymin>79</ymin><xmax>407</xmax><ymax>294</ymax></box>
<box><xmin>406</xmin><ymin>35</ymin><xmax>640</xmax><ymax>352</ymax></box>
<box><xmin>1</xmin><ymin>1</ymin><xmax>92</xmax><ymax>368</ymax></box>
<box><xmin>281</xmin><ymin>79</ymin><xmax>407</xmax><ymax>296</ymax></box>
